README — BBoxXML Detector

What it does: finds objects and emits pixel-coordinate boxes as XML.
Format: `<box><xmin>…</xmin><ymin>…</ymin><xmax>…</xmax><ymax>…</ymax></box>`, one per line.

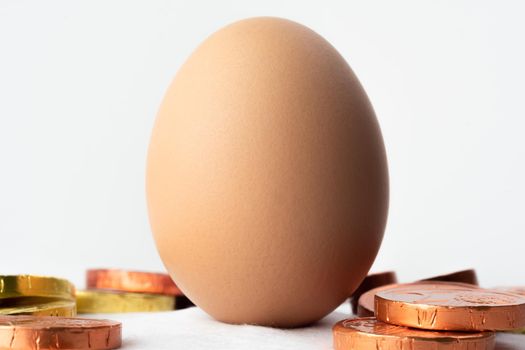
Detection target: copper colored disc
<box><xmin>495</xmin><ymin>288</ymin><xmax>525</xmax><ymax>334</ymax></box>
<box><xmin>375</xmin><ymin>283</ymin><xmax>525</xmax><ymax>331</ymax></box>
<box><xmin>333</xmin><ymin>317</ymin><xmax>495</xmax><ymax>350</ymax></box>
<box><xmin>86</xmin><ymin>269</ymin><xmax>181</xmax><ymax>296</ymax></box>
<box><xmin>420</xmin><ymin>269</ymin><xmax>479</xmax><ymax>286</ymax></box>
<box><xmin>350</xmin><ymin>271</ymin><xmax>397</xmax><ymax>315</ymax></box>
<box><xmin>357</xmin><ymin>283</ymin><xmax>399</xmax><ymax>317</ymax></box>
<box><xmin>496</xmin><ymin>287</ymin><xmax>525</xmax><ymax>297</ymax></box>
<box><xmin>356</xmin><ymin>281</ymin><xmax>477</xmax><ymax>317</ymax></box>
<box><xmin>0</xmin><ymin>315</ymin><xmax>121</xmax><ymax>349</ymax></box>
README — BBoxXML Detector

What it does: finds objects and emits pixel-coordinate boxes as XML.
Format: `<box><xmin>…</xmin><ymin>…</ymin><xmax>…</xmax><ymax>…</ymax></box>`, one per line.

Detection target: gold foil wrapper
<box><xmin>76</xmin><ymin>290</ymin><xmax>175</xmax><ymax>313</ymax></box>
<box><xmin>0</xmin><ymin>275</ymin><xmax>75</xmax><ymax>301</ymax></box>
<box><xmin>0</xmin><ymin>299</ymin><xmax>76</xmax><ymax>316</ymax></box>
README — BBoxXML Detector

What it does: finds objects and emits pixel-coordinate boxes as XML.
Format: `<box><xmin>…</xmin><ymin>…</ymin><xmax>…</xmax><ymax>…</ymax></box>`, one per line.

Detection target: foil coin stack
<box><xmin>76</xmin><ymin>268</ymin><xmax>194</xmax><ymax>314</ymax></box>
<box><xmin>335</xmin><ymin>269</ymin><xmax>525</xmax><ymax>350</ymax></box>
<box><xmin>0</xmin><ymin>274</ymin><xmax>123</xmax><ymax>349</ymax></box>
<box><xmin>0</xmin><ymin>275</ymin><xmax>76</xmax><ymax>316</ymax></box>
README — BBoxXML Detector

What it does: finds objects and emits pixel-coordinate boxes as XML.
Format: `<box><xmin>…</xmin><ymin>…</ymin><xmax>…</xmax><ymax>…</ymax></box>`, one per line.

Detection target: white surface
<box><xmin>1</xmin><ymin>1</ymin><xmax>525</xmax><ymax>287</ymax></box>
<box><xmin>91</xmin><ymin>305</ymin><xmax>525</xmax><ymax>350</ymax></box>
<box><xmin>94</xmin><ymin>304</ymin><xmax>350</xmax><ymax>350</ymax></box>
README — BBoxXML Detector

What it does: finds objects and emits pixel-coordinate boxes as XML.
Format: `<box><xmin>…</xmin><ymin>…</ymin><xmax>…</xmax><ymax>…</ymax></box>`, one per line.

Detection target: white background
<box><xmin>1</xmin><ymin>1</ymin><xmax>524</xmax><ymax>289</ymax></box>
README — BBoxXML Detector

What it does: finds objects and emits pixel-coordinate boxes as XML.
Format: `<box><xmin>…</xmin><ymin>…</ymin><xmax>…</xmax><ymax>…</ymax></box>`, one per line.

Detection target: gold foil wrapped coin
<box><xmin>333</xmin><ymin>317</ymin><xmax>495</xmax><ymax>350</ymax></box>
<box><xmin>0</xmin><ymin>299</ymin><xmax>76</xmax><ymax>316</ymax></box>
<box><xmin>0</xmin><ymin>275</ymin><xmax>75</xmax><ymax>301</ymax></box>
<box><xmin>76</xmin><ymin>290</ymin><xmax>175</xmax><ymax>313</ymax></box>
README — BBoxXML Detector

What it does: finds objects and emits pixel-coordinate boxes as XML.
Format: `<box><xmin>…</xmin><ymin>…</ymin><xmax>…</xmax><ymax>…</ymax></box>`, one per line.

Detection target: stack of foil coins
<box><xmin>335</xmin><ymin>269</ymin><xmax>525</xmax><ymax>349</ymax></box>
<box><xmin>0</xmin><ymin>275</ymin><xmax>76</xmax><ymax>316</ymax></box>
<box><xmin>0</xmin><ymin>275</ymin><xmax>123</xmax><ymax>349</ymax></box>
<box><xmin>76</xmin><ymin>269</ymin><xmax>194</xmax><ymax>314</ymax></box>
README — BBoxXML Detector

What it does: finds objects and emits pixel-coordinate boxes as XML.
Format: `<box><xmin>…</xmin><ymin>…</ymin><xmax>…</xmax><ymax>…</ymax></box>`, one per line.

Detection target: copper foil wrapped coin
<box><xmin>496</xmin><ymin>287</ymin><xmax>525</xmax><ymax>297</ymax></box>
<box><xmin>333</xmin><ymin>317</ymin><xmax>495</xmax><ymax>350</ymax></box>
<box><xmin>375</xmin><ymin>283</ymin><xmax>525</xmax><ymax>331</ymax></box>
<box><xmin>357</xmin><ymin>283</ymin><xmax>399</xmax><ymax>317</ymax></box>
<box><xmin>357</xmin><ymin>281</ymin><xmax>477</xmax><ymax>317</ymax></box>
<box><xmin>350</xmin><ymin>271</ymin><xmax>397</xmax><ymax>315</ymax></box>
<box><xmin>495</xmin><ymin>288</ymin><xmax>525</xmax><ymax>334</ymax></box>
<box><xmin>420</xmin><ymin>269</ymin><xmax>479</xmax><ymax>286</ymax></box>
<box><xmin>0</xmin><ymin>315</ymin><xmax>121</xmax><ymax>349</ymax></box>
<box><xmin>87</xmin><ymin>269</ymin><xmax>182</xmax><ymax>296</ymax></box>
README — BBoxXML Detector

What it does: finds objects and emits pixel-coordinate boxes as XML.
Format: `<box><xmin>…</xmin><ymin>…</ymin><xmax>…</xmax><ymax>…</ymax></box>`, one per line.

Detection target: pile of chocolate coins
<box><xmin>0</xmin><ymin>274</ymin><xmax>121</xmax><ymax>349</ymax></box>
<box><xmin>334</xmin><ymin>269</ymin><xmax>525</xmax><ymax>349</ymax></box>
<box><xmin>0</xmin><ymin>269</ymin><xmax>192</xmax><ymax>349</ymax></box>
<box><xmin>77</xmin><ymin>269</ymin><xmax>193</xmax><ymax>314</ymax></box>
<box><xmin>0</xmin><ymin>275</ymin><xmax>76</xmax><ymax>316</ymax></box>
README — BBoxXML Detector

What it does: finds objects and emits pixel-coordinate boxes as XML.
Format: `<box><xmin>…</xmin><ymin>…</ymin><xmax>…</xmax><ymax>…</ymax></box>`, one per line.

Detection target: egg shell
<box><xmin>147</xmin><ymin>17</ymin><xmax>389</xmax><ymax>327</ymax></box>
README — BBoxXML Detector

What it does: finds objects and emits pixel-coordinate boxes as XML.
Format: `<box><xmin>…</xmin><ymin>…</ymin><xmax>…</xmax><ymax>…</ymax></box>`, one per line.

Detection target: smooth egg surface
<box><xmin>147</xmin><ymin>17</ymin><xmax>388</xmax><ymax>327</ymax></box>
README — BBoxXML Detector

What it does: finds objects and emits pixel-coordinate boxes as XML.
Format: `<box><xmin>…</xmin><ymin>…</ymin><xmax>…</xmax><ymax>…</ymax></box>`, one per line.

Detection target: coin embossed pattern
<box><xmin>333</xmin><ymin>317</ymin><xmax>495</xmax><ymax>350</ymax></box>
<box><xmin>375</xmin><ymin>283</ymin><xmax>525</xmax><ymax>331</ymax></box>
<box><xmin>0</xmin><ymin>316</ymin><xmax>121</xmax><ymax>350</ymax></box>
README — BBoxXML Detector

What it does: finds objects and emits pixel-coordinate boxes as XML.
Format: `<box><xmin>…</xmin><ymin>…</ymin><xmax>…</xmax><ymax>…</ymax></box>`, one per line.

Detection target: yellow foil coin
<box><xmin>0</xmin><ymin>275</ymin><xmax>75</xmax><ymax>301</ymax></box>
<box><xmin>0</xmin><ymin>299</ymin><xmax>76</xmax><ymax>316</ymax></box>
<box><xmin>76</xmin><ymin>290</ymin><xmax>175</xmax><ymax>313</ymax></box>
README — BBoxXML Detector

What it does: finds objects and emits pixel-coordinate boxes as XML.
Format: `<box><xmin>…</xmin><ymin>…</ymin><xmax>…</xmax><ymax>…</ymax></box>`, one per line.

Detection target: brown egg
<box><xmin>146</xmin><ymin>17</ymin><xmax>388</xmax><ymax>327</ymax></box>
